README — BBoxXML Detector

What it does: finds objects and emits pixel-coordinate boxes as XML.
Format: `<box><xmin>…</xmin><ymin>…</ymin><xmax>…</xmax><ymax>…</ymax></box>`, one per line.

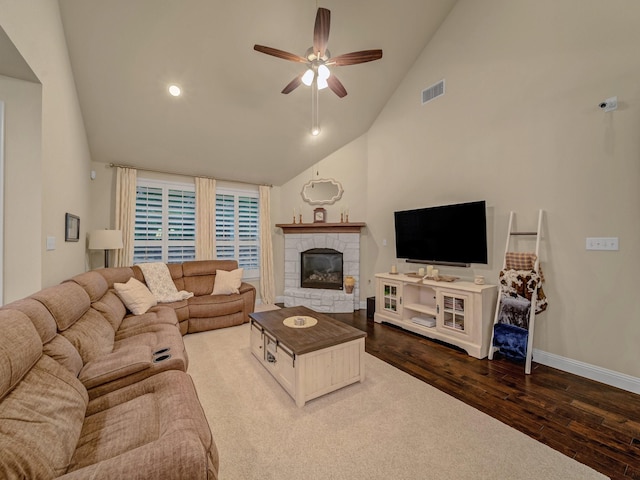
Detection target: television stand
<box><xmin>373</xmin><ymin>273</ymin><xmax>497</xmax><ymax>359</ymax></box>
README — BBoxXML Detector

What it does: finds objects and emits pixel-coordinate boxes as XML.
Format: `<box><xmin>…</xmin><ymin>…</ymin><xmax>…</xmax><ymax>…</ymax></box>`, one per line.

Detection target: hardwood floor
<box><xmin>329</xmin><ymin>309</ymin><xmax>640</xmax><ymax>480</ymax></box>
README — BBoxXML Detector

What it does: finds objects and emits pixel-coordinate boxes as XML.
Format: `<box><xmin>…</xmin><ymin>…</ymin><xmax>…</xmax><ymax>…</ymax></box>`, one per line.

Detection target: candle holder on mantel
<box><xmin>340</xmin><ymin>212</ymin><xmax>344</xmax><ymax>223</ymax></box>
<box><xmin>299</xmin><ymin>213</ymin><xmax>302</xmax><ymax>224</ymax></box>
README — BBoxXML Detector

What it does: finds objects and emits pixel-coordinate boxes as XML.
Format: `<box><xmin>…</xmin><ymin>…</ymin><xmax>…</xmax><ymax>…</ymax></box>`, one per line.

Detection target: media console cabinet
<box><xmin>374</xmin><ymin>273</ymin><xmax>498</xmax><ymax>359</ymax></box>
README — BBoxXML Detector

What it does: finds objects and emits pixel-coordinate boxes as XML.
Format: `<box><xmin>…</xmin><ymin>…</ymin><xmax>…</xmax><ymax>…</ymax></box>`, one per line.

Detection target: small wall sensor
<box><xmin>90</xmin><ymin>170</ymin><xmax>96</xmax><ymax>180</ymax></box>
<box><xmin>599</xmin><ymin>96</ymin><xmax>617</xmax><ymax>112</ymax></box>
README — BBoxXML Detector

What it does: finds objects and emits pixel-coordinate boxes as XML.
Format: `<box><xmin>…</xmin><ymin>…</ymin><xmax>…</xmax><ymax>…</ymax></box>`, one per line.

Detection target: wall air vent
<box><xmin>422</xmin><ymin>79</ymin><xmax>445</xmax><ymax>105</ymax></box>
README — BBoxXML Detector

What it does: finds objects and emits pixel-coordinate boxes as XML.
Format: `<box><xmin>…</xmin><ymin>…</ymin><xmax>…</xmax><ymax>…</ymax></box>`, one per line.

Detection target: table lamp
<box><xmin>89</xmin><ymin>230</ymin><xmax>123</xmax><ymax>267</ymax></box>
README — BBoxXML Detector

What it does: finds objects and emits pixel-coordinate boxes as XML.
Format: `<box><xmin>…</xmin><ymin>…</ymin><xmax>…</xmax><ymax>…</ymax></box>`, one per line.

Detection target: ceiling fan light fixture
<box><xmin>317</xmin><ymin>64</ymin><xmax>330</xmax><ymax>80</ymax></box>
<box><xmin>301</xmin><ymin>69</ymin><xmax>315</xmax><ymax>86</ymax></box>
<box><xmin>317</xmin><ymin>76</ymin><xmax>328</xmax><ymax>90</ymax></box>
<box><xmin>311</xmin><ymin>127</ymin><xmax>320</xmax><ymax>136</ymax></box>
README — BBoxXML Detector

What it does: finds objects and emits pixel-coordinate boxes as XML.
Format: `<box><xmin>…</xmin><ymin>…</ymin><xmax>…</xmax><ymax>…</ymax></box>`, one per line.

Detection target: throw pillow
<box><xmin>113</xmin><ymin>278</ymin><xmax>157</xmax><ymax>315</ymax></box>
<box><xmin>211</xmin><ymin>268</ymin><xmax>243</xmax><ymax>295</ymax></box>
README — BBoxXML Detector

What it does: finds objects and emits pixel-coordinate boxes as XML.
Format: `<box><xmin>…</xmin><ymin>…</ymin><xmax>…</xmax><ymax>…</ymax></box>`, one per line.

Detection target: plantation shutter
<box><xmin>167</xmin><ymin>188</ymin><xmax>196</xmax><ymax>262</ymax></box>
<box><xmin>134</xmin><ymin>185</ymin><xmax>163</xmax><ymax>262</ymax></box>
<box><xmin>215</xmin><ymin>189</ymin><xmax>260</xmax><ymax>278</ymax></box>
<box><xmin>238</xmin><ymin>195</ymin><xmax>259</xmax><ymax>274</ymax></box>
<box><xmin>134</xmin><ymin>180</ymin><xmax>196</xmax><ymax>264</ymax></box>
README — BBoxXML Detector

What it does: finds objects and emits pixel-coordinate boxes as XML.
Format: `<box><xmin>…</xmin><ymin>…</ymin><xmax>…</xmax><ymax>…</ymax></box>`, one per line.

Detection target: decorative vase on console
<box><xmin>344</xmin><ymin>276</ymin><xmax>355</xmax><ymax>294</ymax></box>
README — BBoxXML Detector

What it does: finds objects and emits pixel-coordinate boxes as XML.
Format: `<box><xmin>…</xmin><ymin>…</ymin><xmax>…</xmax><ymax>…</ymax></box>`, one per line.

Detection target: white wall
<box><xmin>0</xmin><ymin>75</ymin><xmax>42</xmax><ymax>301</ymax></box>
<box><xmin>278</xmin><ymin>0</ymin><xmax>640</xmax><ymax>379</ymax></box>
<box><xmin>0</xmin><ymin>0</ymin><xmax>92</xmax><ymax>292</ymax></box>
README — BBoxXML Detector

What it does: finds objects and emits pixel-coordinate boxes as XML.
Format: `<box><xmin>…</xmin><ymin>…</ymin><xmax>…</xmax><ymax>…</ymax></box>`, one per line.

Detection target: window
<box><xmin>134</xmin><ymin>179</ymin><xmax>195</xmax><ymax>263</ymax></box>
<box><xmin>133</xmin><ymin>180</ymin><xmax>260</xmax><ymax>278</ymax></box>
<box><xmin>216</xmin><ymin>188</ymin><xmax>260</xmax><ymax>278</ymax></box>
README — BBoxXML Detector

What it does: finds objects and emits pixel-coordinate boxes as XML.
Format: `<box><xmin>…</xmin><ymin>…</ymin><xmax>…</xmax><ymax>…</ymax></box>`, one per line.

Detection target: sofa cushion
<box><xmin>32</xmin><ymin>282</ymin><xmax>91</xmax><ymax>332</ymax></box>
<box><xmin>61</xmin><ymin>309</ymin><xmax>115</xmax><ymax>364</ymax></box>
<box><xmin>68</xmin><ymin>271</ymin><xmax>110</xmax><ymax>302</ymax></box>
<box><xmin>85</xmin><ymin>322</ymin><xmax>188</xmax><ymax>399</ymax></box>
<box><xmin>114</xmin><ymin>277</ymin><xmax>157</xmax><ymax>315</ymax></box>
<box><xmin>44</xmin><ymin>334</ymin><xmax>84</xmax><ymax>376</ymax></box>
<box><xmin>79</xmin><ymin>344</ymin><xmax>153</xmax><ymax>389</ymax></box>
<box><xmin>181</xmin><ymin>259</ymin><xmax>238</xmax><ymax>296</ymax></box>
<box><xmin>0</xmin><ymin>311</ymin><xmax>42</xmax><ymax>401</ymax></box>
<box><xmin>116</xmin><ymin>306</ymin><xmax>180</xmax><ymax>341</ymax></box>
<box><xmin>182</xmin><ymin>259</ymin><xmax>238</xmax><ymax>277</ymax></box>
<box><xmin>1</xmin><ymin>298</ymin><xmax>57</xmax><ymax>344</ymax></box>
<box><xmin>66</xmin><ymin>370</ymin><xmax>217</xmax><ymax>478</ymax></box>
<box><xmin>92</xmin><ymin>290</ymin><xmax>127</xmax><ymax>331</ymax></box>
<box><xmin>96</xmin><ymin>266</ymin><xmax>135</xmax><ymax>288</ymax></box>
<box><xmin>0</xmin><ymin>354</ymin><xmax>88</xmax><ymax>478</ymax></box>
<box><xmin>188</xmin><ymin>294</ymin><xmax>244</xmax><ymax>318</ymax></box>
<box><xmin>211</xmin><ymin>268</ymin><xmax>243</xmax><ymax>295</ymax></box>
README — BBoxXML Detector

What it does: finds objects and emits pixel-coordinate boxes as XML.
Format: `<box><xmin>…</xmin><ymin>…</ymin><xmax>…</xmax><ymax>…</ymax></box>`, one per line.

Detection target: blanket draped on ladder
<box><xmin>493</xmin><ymin>253</ymin><xmax>548</xmax><ymax>361</ymax></box>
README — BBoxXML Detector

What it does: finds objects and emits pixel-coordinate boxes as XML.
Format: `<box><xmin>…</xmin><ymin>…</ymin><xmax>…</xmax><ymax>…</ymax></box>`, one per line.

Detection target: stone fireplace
<box><xmin>300</xmin><ymin>248</ymin><xmax>343</xmax><ymax>290</ymax></box>
<box><xmin>277</xmin><ymin>222</ymin><xmax>365</xmax><ymax>314</ymax></box>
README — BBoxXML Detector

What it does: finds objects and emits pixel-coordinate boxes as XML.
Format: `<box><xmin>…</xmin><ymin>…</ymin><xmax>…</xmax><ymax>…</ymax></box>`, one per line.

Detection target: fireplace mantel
<box><xmin>276</xmin><ymin>222</ymin><xmax>366</xmax><ymax>234</ymax></box>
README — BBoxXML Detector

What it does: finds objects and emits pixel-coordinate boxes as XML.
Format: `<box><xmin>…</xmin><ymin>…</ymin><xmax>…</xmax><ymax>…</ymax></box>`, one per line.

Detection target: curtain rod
<box><xmin>107</xmin><ymin>163</ymin><xmax>272</xmax><ymax>187</ymax></box>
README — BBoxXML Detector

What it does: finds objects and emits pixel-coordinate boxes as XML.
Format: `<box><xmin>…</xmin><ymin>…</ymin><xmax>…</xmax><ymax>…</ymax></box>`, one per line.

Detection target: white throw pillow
<box><xmin>212</xmin><ymin>268</ymin><xmax>244</xmax><ymax>295</ymax></box>
<box><xmin>113</xmin><ymin>277</ymin><xmax>157</xmax><ymax>315</ymax></box>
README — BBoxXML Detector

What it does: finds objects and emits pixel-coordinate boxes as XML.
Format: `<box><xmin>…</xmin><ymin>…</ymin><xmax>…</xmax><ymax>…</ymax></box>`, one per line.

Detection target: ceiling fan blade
<box><xmin>328</xmin><ymin>49</ymin><xmax>383</xmax><ymax>66</ymax></box>
<box><xmin>313</xmin><ymin>8</ymin><xmax>331</xmax><ymax>58</ymax></box>
<box><xmin>281</xmin><ymin>75</ymin><xmax>303</xmax><ymax>94</ymax></box>
<box><xmin>253</xmin><ymin>45</ymin><xmax>307</xmax><ymax>63</ymax></box>
<box><xmin>327</xmin><ymin>75</ymin><xmax>347</xmax><ymax>98</ymax></box>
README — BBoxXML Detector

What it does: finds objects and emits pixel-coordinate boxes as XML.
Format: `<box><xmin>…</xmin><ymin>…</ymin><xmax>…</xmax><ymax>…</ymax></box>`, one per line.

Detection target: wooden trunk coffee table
<box><xmin>249</xmin><ymin>306</ymin><xmax>366</xmax><ymax>407</ymax></box>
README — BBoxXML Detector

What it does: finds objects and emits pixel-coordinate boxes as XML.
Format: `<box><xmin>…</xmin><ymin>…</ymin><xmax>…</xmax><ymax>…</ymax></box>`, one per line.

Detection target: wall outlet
<box><xmin>586</xmin><ymin>237</ymin><xmax>619</xmax><ymax>251</ymax></box>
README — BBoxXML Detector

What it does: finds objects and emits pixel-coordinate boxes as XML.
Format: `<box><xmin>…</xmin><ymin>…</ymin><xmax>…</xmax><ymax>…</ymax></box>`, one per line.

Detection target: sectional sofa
<box><xmin>0</xmin><ymin>259</ymin><xmax>256</xmax><ymax>479</ymax></box>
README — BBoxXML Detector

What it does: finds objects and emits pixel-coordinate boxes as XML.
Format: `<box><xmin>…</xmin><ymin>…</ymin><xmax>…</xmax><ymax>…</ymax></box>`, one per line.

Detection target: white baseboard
<box><xmin>533</xmin><ymin>348</ymin><xmax>640</xmax><ymax>395</ymax></box>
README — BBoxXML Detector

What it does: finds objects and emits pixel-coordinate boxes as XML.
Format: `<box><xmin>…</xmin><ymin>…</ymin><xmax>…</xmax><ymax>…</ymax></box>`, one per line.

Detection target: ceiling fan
<box><xmin>253</xmin><ymin>7</ymin><xmax>383</xmax><ymax>98</ymax></box>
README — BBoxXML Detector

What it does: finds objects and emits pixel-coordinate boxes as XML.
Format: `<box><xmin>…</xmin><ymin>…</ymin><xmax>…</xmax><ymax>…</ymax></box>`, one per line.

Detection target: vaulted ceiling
<box><xmin>51</xmin><ymin>1</ymin><xmax>457</xmax><ymax>186</ymax></box>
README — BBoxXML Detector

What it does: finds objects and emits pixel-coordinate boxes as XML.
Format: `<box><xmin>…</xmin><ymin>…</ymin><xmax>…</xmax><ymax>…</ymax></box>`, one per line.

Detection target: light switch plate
<box><xmin>586</xmin><ymin>237</ymin><xmax>619</xmax><ymax>251</ymax></box>
<box><xmin>46</xmin><ymin>236</ymin><xmax>56</xmax><ymax>251</ymax></box>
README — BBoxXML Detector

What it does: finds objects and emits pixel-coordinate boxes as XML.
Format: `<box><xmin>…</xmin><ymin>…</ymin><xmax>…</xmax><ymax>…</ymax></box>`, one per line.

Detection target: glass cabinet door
<box><xmin>383</xmin><ymin>283</ymin><xmax>399</xmax><ymax>313</ymax></box>
<box><xmin>380</xmin><ymin>281</ymin><xmax>403</xmax><ymax>318</ymax></box>
<box><xmin>440</xmin><ymin>292</ymin><xmax>467</xmax><ymax>333</ymax></box>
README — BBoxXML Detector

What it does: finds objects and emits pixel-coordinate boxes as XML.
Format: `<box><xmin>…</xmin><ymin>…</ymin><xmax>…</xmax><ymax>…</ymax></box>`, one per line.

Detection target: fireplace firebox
<box><xmin>300</xmin><ymin>248</ymin><xmax>343</xmax><ymax>290</ymax></box>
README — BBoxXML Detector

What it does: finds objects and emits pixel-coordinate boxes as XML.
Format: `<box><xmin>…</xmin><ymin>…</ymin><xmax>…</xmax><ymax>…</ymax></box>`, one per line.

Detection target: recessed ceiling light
<box><xmin>168</xmin><ymin>85</ymin><xmax>181</xmax><ymax>97</ymax></box>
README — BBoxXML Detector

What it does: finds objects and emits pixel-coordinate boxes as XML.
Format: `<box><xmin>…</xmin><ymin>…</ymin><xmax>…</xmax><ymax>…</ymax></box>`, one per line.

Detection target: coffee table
<box><xmin>249</xmin><ymin>306</ymin><xmax>366</xmax><ymax>407</ymax></box>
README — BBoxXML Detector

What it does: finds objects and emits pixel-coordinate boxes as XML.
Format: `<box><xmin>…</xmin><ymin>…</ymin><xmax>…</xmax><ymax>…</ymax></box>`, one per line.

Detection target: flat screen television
<box><xmin>394</xmin><ymin>200</ymin><xmax>488</xmax><ymax>266</ymax></box>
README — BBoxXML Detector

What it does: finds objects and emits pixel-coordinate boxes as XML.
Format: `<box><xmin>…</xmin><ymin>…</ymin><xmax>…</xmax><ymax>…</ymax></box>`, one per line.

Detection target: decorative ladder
<box><xmin>488</xmin><ymin>210</ymin><xmax>544</xmax><ymax>374</ymax></box>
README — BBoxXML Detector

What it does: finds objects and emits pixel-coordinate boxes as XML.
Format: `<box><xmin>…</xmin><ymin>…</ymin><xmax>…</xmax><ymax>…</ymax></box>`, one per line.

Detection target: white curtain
<box><xmin>114</xmin><ymin>167</ymin><xmax>137</xmax><ymax>267</ymax></box>
<box><xmin>259</xmin><ymin>185</ymin><xmax>275</xmax><ymax>304</ymax></box>
<box><xmin>195</xmin><ymin>177</ymin><xmax>216</xmax><ymax>260</ymax></box>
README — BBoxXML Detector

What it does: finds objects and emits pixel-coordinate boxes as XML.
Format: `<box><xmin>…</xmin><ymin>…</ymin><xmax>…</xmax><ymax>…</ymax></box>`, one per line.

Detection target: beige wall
<box><xmin>272</xmin><ymin>135</ymin><xmax>370</xmax><ymax>298</ymax></box>
<box><xmin>278</xmin><ymin>0</ymin><xmax>640</xmax><ymax>378</ymax></box>
<box><xmin>0</xmin><ymin>75</ymin><xmax>42</xmax><ymax>301</ymax></box>
<box><xmin>1</xmin><ymin>0</ymin><xmax>92</xmax><ymax>292</ymax></box>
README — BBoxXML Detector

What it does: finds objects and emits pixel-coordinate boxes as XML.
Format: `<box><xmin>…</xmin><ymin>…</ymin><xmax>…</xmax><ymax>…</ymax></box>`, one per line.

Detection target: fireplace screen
<box><xmin>300</xmin><ymin>248</ymin><xmax>343</xmax><ymax>290</ymax></box>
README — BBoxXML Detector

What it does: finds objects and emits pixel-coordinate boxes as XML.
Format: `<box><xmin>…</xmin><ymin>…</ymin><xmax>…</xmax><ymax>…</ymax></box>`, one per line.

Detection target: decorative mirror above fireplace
<box><xmin>301</xmin><ymin>178</ymin><xmax>343</xmax><ymax>205</ymax></box>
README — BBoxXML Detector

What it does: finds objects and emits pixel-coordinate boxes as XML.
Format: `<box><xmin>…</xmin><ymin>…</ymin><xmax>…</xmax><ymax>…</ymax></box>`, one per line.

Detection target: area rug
<box><xmin>184</xmin><ymin>324</ymin><xmax>606</xmax><ymax>480</ymax></box>
<box><xmin>253</xmin><ymin>303</ymin><xmax>281</xmax><ymax>313</ymax></box>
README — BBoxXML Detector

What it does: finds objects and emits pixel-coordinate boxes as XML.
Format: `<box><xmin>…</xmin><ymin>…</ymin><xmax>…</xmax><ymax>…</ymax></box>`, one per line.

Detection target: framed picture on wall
<box><xmin>65</xmin><ymin>213</ymin><xmax>80</xmax><ymax>242</ymax></box>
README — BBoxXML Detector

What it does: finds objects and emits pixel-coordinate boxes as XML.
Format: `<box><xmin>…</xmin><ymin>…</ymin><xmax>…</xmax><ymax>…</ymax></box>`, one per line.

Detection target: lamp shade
<box><xmin>89</xmin><ymin>230</ymin><xmax>123</xmax><ymax>250</ymax></box>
